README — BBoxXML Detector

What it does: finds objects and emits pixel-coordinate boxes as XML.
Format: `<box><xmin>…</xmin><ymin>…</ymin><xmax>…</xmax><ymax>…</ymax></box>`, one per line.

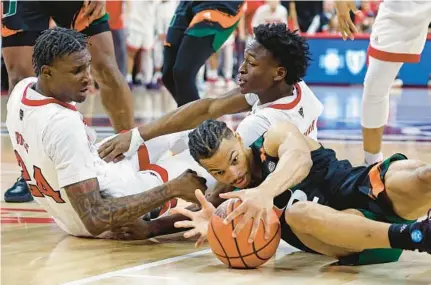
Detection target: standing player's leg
<box><xmin>361</xmin><ymin>0</ymin><xmax>431</xmax><ymax>166</ymax></box>
<box><xmin>162</xmin><ymin>3</ymin><xmax>188</xmax><ymax>101</ymax></box>
<box><xmin>84</xmin><ymin>27</ymin><xmax>134</xmax><ymax>132</ymax></box>
<box><xmin>55</xmin><ymin>1</ymin><xmax>134</xmax><ymax>132</ymax></box>
<box><xmin>361</xmin><ymin>57</ymin><xmax>402</xmax><ymax>165</ymax></box>
<box><xmin>1</xmin><ymin>1</ymin><xmax>51</xmax><ymax>202</ymax></box>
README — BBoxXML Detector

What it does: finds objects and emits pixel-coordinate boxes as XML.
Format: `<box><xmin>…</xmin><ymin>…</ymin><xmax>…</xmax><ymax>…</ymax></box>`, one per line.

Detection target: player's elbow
<box><xmin>80</xmin><ymin>216</ymin><xmax>110</xmax><ymax>237</ymax></box>
<box><xmin>293</xmin><ymin>150</ymin><xmax>313</xmax><ymax>180</ymax></box>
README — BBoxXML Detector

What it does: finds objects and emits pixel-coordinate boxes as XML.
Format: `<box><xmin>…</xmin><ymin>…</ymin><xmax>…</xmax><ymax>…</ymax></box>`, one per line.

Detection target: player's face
<box><xmin>237</xmin><ymin>39</ymin><xmax>285</xmax><ymax>94</ymax></box>
<box><xmin>199</xmin><ymin>135</ymin><xmax>252</xmax><ymax>189</ymax></box>
<box><xmin>47</xmin><ymin>49</ymin><xmax>92</xmax><ymax>103</ymax></box>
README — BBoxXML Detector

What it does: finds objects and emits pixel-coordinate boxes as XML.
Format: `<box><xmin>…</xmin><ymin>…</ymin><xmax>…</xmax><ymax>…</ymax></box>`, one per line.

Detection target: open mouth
<box><xmin>235</xmin><ymin>174</ymin><xmax>247</xmax><ymax>188</ymax></box>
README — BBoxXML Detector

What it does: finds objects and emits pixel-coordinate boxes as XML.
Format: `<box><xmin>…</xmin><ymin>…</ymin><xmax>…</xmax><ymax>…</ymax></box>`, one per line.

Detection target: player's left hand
<box><xmin>220</xmin><ymin>188</ymin><xmax>275</xmax><ymax>243</ymax></box>
<box><xmin>83</xmin><ymin>1</ymin><xmax>106</xmax><ymax>23</ymax></box>
<box><xmin>98</xmin><ymin>131</ymin><xmax>133</xmax><ymax>163</ymax></box>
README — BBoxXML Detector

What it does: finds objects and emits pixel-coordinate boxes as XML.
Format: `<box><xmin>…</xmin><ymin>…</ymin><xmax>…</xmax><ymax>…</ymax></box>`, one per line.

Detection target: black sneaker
<box><xmin>414</xmin><ymin>209</ymin><xmax>431</xmax><ymax>254</ymax></box>
<box><xmin>4</xmin><ymin>175</ymin><xmax>33</xmax><ymax>203</ymax></box>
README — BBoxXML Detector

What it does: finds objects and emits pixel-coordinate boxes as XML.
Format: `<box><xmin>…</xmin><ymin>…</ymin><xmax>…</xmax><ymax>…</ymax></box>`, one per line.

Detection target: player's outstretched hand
<box><xmin>98</xmin><ymin>131</ymin><xmax>132</xmax><ymax>163</ymax></box>
<box><xmin>220</xmin><ymin>188</ymin><xmax>274</xmax><ymax>243</ymax></box>
<box><xmin>334</xmin><ymin>0</ymin><xmax>361</xmax><ymax>40</ymax></box>
<box><xmin>172</xmin><ymin>190</ymin><xmax>216</xmax><ymax>248</ymax></box>
<box><xmin>169</xmin><ymin>170</ymin><xmax>207</xmax><ymax>204</ymax></box>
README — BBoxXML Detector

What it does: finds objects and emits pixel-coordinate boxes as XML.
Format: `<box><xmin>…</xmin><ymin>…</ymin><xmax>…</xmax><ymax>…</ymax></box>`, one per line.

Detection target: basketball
<box><xmin>207</xmin><ymin>198</ymin><xmax>281</xmax><ymax>269</ymax></box>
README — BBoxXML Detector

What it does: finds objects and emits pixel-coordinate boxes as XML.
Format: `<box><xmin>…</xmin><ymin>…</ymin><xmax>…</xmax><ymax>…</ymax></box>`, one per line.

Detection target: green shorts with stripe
<box><xmin>167</xmin><ymin>1</ymin><xmax>244</xmax><ymax>51</ymax></box>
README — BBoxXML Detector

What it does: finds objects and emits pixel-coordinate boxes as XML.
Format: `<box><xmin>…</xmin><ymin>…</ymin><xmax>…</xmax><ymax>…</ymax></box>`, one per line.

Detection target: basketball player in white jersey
<box><xmin>251</xmin><ymin>0</ymin><xmax>288</xmax><ymax>33</ymax></box>
<box><xmin>124</xmin><ymin>0</ymin><xmax>158</xmax><ymax>86</ymax></box>
<box><xmin>98</xmin><ymin>23</ymin><xmax>324</xmax><ymax>239</ymax></box>
<box><xmin>335</xmin><ymin>0</ymin><xmax>431</xmax><ymax>165</ymax></box>
<box><xmin>5</xmin><ymin>27</ymin><xmax>213</xmax><ymax>238</ymax></box>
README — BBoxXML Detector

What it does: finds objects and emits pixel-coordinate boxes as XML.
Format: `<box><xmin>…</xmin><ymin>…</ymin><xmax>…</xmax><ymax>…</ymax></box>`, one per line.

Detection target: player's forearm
<box><xmin>138</xmin><ymin>88</ymin><xmax>249</xmax><ymax>140</ymax></box>
<box><xmin>261</xmin><ymin>150</ymin><xmax>312</xmax><ymax>198</ymax></box>
<box><xmin>67</xmin><ymin>179</ymin><xmax>177</xmax><ymax>236</ymax></box>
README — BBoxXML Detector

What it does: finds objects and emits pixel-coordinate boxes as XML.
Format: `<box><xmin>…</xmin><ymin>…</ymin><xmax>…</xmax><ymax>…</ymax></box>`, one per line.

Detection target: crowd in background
<box><xmin>2</xmin><ymin>0</ymin><xmax>430</xmax><ymax>93</ymax></box>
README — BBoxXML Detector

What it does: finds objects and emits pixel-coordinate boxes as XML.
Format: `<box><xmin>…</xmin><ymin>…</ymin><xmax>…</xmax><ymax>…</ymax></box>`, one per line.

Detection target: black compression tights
<box><xmin>162</xmin><ymin>29</ymin><xmax>215</xmax><ymax>107</ymax></box>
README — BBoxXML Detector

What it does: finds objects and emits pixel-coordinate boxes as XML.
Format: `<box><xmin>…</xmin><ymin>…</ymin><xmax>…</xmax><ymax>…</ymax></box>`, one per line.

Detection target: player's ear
<box><xmin>274</xmin><ymin>66</ymin><xmax>287</xmax><ymax>82</ymax></box>
<box><xmin>40</xmin><ymin>65</ymin><xmax>52</xmax><ymax>78</ymax></box>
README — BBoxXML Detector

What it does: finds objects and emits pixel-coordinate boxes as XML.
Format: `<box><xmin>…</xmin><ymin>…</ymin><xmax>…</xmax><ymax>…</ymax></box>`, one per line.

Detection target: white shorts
<box><xmin>369</xmin><ymin>0</ymin><xmax>431</xmax><ymax>63</ymax></box>
<box><xmin>97</xmin><ymin>145</ymin><xmax>168</xmax><ymax>198</ymax></box>
<box><xmin>127</xmin><ymin>29</ymin><xmax>155</xmax><ymax>51</ymax></box>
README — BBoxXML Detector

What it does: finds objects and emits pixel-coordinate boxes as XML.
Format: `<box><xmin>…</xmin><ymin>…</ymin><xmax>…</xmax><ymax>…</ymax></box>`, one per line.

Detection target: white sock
<box><xmin>207</xmin><ymin>68</ymin><xmax>218</xmax><ymax>80</ymax></box>
<box><xmin>364</xmin><ymin>151</ymin><xmax>383</xmax><ymax>166</ymax></box>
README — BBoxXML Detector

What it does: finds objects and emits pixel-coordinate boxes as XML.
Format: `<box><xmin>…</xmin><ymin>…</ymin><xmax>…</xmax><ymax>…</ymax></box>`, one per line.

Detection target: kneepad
<box><xmin>361</xmin><ymin>57</ymin><xmax>403</xmax><ymax>128</ymax></box>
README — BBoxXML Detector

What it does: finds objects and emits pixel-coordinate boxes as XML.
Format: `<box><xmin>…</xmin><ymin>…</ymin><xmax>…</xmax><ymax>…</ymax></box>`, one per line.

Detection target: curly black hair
<box><xmin>33</xmin><ymin>27</ymin><xmax>88</xmax><ymax>76</ymax></box>
<box><xmin>253</xmin><ymin>23</ymin><xmax>311</xmax><ymax>84</ymax></box>
<box><xmin>188</xmin><ymin>119</ymin><xmax>234</xmax><ymax>163</ymax></box>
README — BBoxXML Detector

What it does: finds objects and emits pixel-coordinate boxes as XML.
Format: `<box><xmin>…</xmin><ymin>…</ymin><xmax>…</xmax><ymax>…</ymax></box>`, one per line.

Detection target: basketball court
<box><xmin>2</xmin><ymin>85</ymin><xmax>431</xmax><ymax>285</ymax></box>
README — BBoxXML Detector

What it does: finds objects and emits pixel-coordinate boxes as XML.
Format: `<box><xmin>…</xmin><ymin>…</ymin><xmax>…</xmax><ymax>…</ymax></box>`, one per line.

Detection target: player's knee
<box><xmin>284</xmin><ymin>201</ymin><xmax>318</xmax><ymax>234</ymax></box>
<box><xmin>91</xmin><ymin>55</ymin><xmax>121</xmax><ymax>86</ymax></box>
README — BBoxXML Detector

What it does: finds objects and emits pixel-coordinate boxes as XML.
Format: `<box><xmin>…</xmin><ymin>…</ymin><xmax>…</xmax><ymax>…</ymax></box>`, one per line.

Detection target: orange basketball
<box><xmin>207</xmin><ymin>198</ymin><xmax>281</xmax><ymax>269</ymax></box>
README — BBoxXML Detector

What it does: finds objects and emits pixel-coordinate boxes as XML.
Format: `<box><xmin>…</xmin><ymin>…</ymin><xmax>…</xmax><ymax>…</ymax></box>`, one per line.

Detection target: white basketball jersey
<box><xmin>251</xmin><ymin>4</ymin><xmax>288</xmax><ymax>28</ymax></box>
<box><xmin>6</xmin><ymin>78</ymin><xmax>165</xmax><ymax>237</ymax></box>
<box><xmin>126</xmin><ymin>0</ymin><xmax>158</xmax><ymax>33</ymax></box>
<box><xmin>237</xmin><ymin>81</ymin><xmax>324</xmax><ymax>147</ymax></box>
<box><xmin>156</xmin><ymin>0</ymin><xmax>178</xmax><ymax>35</ymax></box>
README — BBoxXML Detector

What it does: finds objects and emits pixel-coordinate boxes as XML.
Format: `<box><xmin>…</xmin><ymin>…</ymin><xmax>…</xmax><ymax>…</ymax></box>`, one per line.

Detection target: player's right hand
<box><xmin>170</xmin><ymin>170</ymin><xmax>207</xmax><ymax>204</ymax></box>
<box><xmin>98</xmin><ymin>131</ymin><xmax>132</xmax><ymax>163</ymax></box>
<box><xmin>172</xmin><ymin>190</ymin><xmax>216</xmax><ymax>248</ymax></box>
<box><xmin>334</xmin><ymin>0</ymin><xmax>361</xmax><ymax>40</ymax></box>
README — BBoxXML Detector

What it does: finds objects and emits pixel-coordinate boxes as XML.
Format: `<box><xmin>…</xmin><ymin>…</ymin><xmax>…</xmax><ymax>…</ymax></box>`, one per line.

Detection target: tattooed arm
<box><xmin>65</xmin><ymin>170</ymin><xmax>207</xmax><ymax>237</ymax></box>
<box><xmin>44</xmin><ymin>116</ymin><xmax>206</xmax><ymax>237</ymax></box>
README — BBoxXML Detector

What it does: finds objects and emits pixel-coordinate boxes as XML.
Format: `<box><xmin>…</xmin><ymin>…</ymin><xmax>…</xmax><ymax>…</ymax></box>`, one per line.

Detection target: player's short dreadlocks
<box><xmin>188</xmin><ymin>120</ymin><xmax>234</xmax><ymax>162</ymax></box>
<box><xmin>254</xmin><ymin>23</ymin><xmax>311</xmax><ymax>84</ymax></box>
<box><xmin>32</xmin><ymin>27</ymin><xmax>88</xmax><ymax>76</ymax></box>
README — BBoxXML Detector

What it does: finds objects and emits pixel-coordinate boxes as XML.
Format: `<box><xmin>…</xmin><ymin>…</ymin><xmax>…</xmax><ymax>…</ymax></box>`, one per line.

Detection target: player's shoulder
<box><xmin>9</xmin><ymin>77</ymin><xmax>38</xmax><ymax>99</ymax></box>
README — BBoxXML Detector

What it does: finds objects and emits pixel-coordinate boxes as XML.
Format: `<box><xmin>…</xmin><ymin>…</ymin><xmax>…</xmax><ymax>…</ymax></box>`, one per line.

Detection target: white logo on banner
<box><xmin>319</xmin><ymin>49</ymin><xmax>344</xmax><ymax>75</ymax></box>
<box><xmin>346</xmin><ymin>50</ymin><xmax>366</xmax><ymax>75</ymax></box>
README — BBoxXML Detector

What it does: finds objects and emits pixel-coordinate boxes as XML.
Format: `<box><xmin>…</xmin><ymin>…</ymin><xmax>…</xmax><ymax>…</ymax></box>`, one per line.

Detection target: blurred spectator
<box><xmin>354</xmin><ymin>1</ymin><xmax>380</xmax><ymax>33</ymax></box>
<box><xmin>284</xmin><ymin>1</ymin><xmax>323</xmax><ymax>32</ymax></box>
<box><xmin>244</xmin><ymin>0</ymin><xmax>265</xmax><ymax>38</ymax></box>
<box><xmin>251</xmin><ymin>0</ymin><xmax>288</xmax><ymax>29</ymax></box>
<box><xmin>106</xmin><ymin>0</ymin><xmax>127</xmax><ymax>77</ymax></box>
<box><xmin>307</xmin><ymin>0</ymin><xmax>336</xmax><ymax>34</ymax></box>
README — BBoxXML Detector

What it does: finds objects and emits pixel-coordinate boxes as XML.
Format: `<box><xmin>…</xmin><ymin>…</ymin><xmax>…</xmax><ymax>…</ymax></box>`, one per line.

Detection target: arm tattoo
<box><xmin>65</xmin><ymin>178</ymin><xmax>173</xmax><ymax>236</ymax></box>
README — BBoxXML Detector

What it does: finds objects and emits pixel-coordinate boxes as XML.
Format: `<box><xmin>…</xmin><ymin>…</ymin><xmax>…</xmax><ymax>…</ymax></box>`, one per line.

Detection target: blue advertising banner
<box><xmin>304</xmin><ymin>35</ymin><xmax>431</xmax><ymax>86</ymax></box>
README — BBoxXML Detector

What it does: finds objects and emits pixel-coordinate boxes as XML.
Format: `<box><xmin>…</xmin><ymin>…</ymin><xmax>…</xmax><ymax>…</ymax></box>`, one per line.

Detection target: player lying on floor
<box><xmin>5</xmin><ymin>27</ymin><xmax>219</xmax><ymax>238</ymax></box>
<box><xmin>6</xmin><ymin>25</ymin><xmax>321</xmax><ymax>239</ymax></box>
<box><xmin>171</xmin><ymin>120</ymin><xmax>431</xmax><ymax>266</ymax></box>
<box><xmin>98</xmin><ymin>23</ymin><xmax>323</xmax><ymax>164</ymax></box>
